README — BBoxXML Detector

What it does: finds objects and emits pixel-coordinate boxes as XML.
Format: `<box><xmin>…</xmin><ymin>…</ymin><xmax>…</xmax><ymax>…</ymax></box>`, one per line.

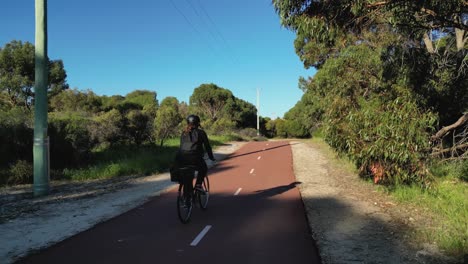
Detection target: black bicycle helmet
<box><xmin>186</xmin><ymin>114</ymin><xmax>201</xmax><ymax>126</ymax></box>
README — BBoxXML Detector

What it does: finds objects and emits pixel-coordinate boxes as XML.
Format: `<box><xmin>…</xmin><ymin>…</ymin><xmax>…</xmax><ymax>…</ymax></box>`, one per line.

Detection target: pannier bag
<box><xmin>170</xmin><ymin>166</ymin><xmax>195</xmax><ymax>183</ymax></box>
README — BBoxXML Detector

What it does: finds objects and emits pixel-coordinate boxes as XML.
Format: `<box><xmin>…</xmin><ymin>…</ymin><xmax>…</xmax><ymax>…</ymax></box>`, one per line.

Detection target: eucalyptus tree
<box><xmin>273</xmin><ymin>0</ymin><xmax>467</xmax><ymax>124</ymax></box>
<box><xmin>224</xmin><ymin>97</ymin><xmax>257</xmax><ymax>128</ymax></box>
<box><xmin>272</xmin><ymin>0</ymin><xmax>459</xmax><ymax>184</ymax></box>
<box><xmin>189</xmin><ymin>83</ymin><xmax>233</xmax><ymax>122</ymax></box>
<box><xmin>0</xmin><ymin>40</ymin><xmax>68</xmax><ymax>109</ymax></box>
<box><xmin>272</xmin><ymin>0</ymin><xmax>466</xmax><ymax>60</ymax></box>
<box><xmin>154</xmin><ymin>97</ymin><xmax>182</xmax><ymax>146</ymax></box>
<box><xmin>124</xmin><ymin>90</ymin><xmax>158</xmax><ymax>109</ymax></box>
<box><xmin>49</xmin><ymin>89</ymin><xmax>102</xmax><ymax>113</ymax></box>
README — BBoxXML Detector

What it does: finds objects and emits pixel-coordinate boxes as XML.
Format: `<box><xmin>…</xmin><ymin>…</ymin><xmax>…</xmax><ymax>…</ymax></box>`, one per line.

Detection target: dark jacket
<box><xmin>178</xmin><ymin>128</ymin><xmax>214</xmax><ymax>161</ymax></box>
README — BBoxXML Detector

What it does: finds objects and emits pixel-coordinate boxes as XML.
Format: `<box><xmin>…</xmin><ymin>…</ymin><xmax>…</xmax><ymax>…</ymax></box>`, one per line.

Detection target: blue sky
<box><xmin>1</xmin><ymin>0</ymin><xmax>316</xmax><ymax>119</ymax></box>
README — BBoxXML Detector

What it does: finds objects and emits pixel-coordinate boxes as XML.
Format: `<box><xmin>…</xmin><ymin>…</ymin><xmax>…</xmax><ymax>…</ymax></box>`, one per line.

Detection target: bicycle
<box><xmin>175</xmin><ymin>167</ymin><xmax>210</xmax><ymax>224</ymax></box>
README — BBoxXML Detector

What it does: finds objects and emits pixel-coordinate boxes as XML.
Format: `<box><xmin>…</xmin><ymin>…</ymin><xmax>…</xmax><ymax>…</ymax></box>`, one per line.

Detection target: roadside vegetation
<box><xmin>60</xmin><ymin>135</ymin><xmax>236</xmax><ymax>182</ymax></box>
<box><xmin>268</xmin><ymin>1</ymin><xmax>466</xmax><ymax>256</ymax></box>
<box><xmin>390</xmin><ymin>160</ymin><xmax>467</xmax><ymax>256</ymax></box>
<box><xmin>311</xmin><ymin>136</ymin><xmax>467</xmax><ymax>257</ymax></box>
<box><xmin>0</xmin><ymin>47</ymin><xmax>264</xmax><ymax>185</ymax></box>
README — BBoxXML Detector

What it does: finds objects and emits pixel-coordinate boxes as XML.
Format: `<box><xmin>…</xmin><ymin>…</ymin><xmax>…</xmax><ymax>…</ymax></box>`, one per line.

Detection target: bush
<box><xmin>49</xmin><ymin>114</ymin><xmax>93</xmax><ymax>169</ymax></box>
<box><xmin>326</xmin><ymin>89</ymin><xmax>437</xmax><ymax>185</ymax></box>
<box><xmin>125</xmin><ymin>109</ymin><xmax>150</xmax><ymax>145</ymax></box>
<box><xmin>456</xmin><ymin>160</ymin><xmax>468</xmax><ymax>181</ymax></box>
<box><xmin>0</xmin><ymin>107</ymin><xmax>33</xmax><ymax>169</ymax></box>
<box><xmin>88</xmin><ymin>109</ymin><xmax>123</xmax><ymax>146</ymax></box>
<box><xmin>208</xmin><ymin>118</ymin><xmax>236</xmax><ymax>135</ymax></box>
<box><xmin>285</xmin><ymin>119</ymin><xmax>309</xmax><ymax>138</ymax></box>
<box><xmin>238</xmin><ymin>128</ymin><xmax>258</xmax><ymax>138</ymax></box>
<box><xmin>8</xmin><ymin>160</ymin><xmax>33</xmax><ymax>184</ymax></box>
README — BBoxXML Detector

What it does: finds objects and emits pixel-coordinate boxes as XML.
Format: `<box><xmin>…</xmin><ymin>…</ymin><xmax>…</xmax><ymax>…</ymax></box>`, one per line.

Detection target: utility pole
<box><xmin>33</xmin><ymin>0</ymin><xmax>50</xmax><ymax>196</ymax></box>
<box><xmin>256</xmin><ymin>88</ymin><xmax>260</xmax><ymax>136</ymax></box>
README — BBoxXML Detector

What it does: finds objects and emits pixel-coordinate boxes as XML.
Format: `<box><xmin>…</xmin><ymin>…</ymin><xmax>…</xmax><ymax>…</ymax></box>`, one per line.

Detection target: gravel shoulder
<box><xmin>0</xmin><ymin>140</ymin><xmax>461</xmax><ymax>263</ymax></box>
<box><xmin>291</xmin><ymin>140</ymin><xmax>460</xmax><ymax>264</ymax></box>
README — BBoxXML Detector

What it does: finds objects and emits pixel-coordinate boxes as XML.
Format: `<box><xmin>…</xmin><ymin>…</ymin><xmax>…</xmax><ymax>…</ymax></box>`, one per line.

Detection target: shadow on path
<box><xmin>226</xmin><ymin>143</ymin><xmax>298</xmax><ymax>159</ymax></box>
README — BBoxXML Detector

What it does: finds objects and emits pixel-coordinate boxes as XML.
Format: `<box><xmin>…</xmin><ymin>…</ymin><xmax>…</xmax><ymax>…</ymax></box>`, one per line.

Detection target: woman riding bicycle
<box><xmin>175</xmin><ymin>114</ymin><xmax>215</xmax><ymax>205</ymax></box>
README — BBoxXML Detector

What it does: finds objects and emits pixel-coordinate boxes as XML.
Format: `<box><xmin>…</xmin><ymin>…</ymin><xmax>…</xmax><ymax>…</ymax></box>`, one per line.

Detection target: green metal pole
<box><xmin>33</xmin><ymin>0</ymin><xmax>49</xmax><ymax>197</ymax></box>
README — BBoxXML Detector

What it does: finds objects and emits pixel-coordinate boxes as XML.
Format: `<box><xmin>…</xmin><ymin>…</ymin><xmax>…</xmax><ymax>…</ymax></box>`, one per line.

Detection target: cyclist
<box><xmin>175</xmin><ymin>114</ymin><xmax>215</xmax><ymax>205</ymax></box>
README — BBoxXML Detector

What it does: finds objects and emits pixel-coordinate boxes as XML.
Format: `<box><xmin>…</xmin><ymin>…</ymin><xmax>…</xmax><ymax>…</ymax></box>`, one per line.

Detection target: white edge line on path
<box><xmin>250</xmin><ymin>169</ymin><xmax>255</xmax><ymax>174</ymax></box>
<box><xmin>234</xmin><ymin>188</ymin><xmax>242</xmax><ymax>196</ymax></box>
<box><xmin>190</xmin><ymin>225</ymin><xmax>212</xmax><ymax>246</ymax></box>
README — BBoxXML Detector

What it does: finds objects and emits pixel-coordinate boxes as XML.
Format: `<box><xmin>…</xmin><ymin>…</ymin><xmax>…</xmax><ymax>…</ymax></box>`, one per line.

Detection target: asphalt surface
<box><xmin>18</xmin><ymin>141</ymin><xmax>321</xmax><ymax>264</ymax></box>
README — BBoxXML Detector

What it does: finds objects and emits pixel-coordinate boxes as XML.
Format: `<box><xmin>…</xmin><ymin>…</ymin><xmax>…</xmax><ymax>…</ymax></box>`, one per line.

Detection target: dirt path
<box><xmin>0</xmin><ymin>140</ymin><xmax>460</xmax><ymax>263</ymax></box>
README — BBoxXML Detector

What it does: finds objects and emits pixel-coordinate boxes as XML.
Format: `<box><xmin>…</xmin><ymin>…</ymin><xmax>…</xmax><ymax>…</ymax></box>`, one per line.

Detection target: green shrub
<box><xmin>8</xmin><ymin>160</ymin><xmax>33</xmax><ymax>184</ymax></box>
<box><xmin>285</xmin><ymin>119</ymin><xmax>309</xmax><ymax>138</ymax></box>
<box><xmin>49</xmin><ymin>113</ymin><xmax>93</xmax><ymax>169</ymax></box>
<box><xmin>301</xmin><ymin>45</ymin><xmax>438</xmax><ymax>185</ymax></box>
<box><xmin>0</xmin><ymin>108</ymin><xmax>33</xmax><ymax>169</ymax></box>
<box><xmin>208</xmin><ymin>118</ymin><xmax>236</xmax><ymax>135</ymax></box>
<box><xmin>88</xmin><ymin>109</ymin><xmax>123</xmax><ymax>146</ymax></box>
<box><xmin>238</xmin><ymin>128</ymin><xmax>258</xmax><ymax>138</ymax></box>
<box><xmin>327</xmin><ymin>91</ymin><xmax>436</xmax><ymax>185</ymax></box>
<box><xmin>456</xmin><ymin>160</ymin><xmax>468</xmax><ymax>181</ymax></box>
<box><xmin>125</xmin><ymin>109</ymin><xmax>150</xmax><ymax>145</ymax></box>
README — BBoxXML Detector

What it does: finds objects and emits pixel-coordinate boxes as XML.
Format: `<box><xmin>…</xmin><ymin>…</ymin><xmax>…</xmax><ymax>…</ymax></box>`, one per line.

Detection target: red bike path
<box><xmin>18</xmin><ymin>141</ymin><xmax>321</xmax><ymax>264</ymax></box>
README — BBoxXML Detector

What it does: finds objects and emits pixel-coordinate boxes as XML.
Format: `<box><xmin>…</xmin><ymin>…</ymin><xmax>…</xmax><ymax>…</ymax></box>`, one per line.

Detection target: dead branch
<box><xmin>431</xmin><ymin>113</ymin><xmax>468</xmax><ymax>141</ymax></box>
<box><xmin>430</xmin><ymin>143</ymin><xmax>468</xmax><ymax>156</ymax></box>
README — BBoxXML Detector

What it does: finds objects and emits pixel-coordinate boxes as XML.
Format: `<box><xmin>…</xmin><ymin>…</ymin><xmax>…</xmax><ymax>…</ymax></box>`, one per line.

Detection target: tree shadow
<box><xmin>226</xmin><ymin>142</ymin><xmax>298</xmax><ymax>159</ymax></box>
<box><xmin>201</xmin><ymin>185</ymin><xmax>461</xmax><ymax>264</ymax></box>
<box><xmin>253</xmin><ymin>181</ymin><xmax>302</xmax><ymax>198</ymax></box>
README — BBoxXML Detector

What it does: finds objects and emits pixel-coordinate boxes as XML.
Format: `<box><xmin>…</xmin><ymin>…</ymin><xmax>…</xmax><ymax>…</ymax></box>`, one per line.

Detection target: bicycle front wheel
<box><xmin>177</xmin><ymin>183</ymin><xmax>192</xmax><ymax>223</ymax></box>
<box><xmin>198</xmin><ymin>176</ymin><xmax>210</xmax><ymax>210</ymax></box>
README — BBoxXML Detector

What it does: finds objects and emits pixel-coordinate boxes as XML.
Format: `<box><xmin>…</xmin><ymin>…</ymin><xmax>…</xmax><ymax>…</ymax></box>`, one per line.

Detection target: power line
<box><xmin>167</xmin><ymin>0</ymin><xmax>219</xmax><ymax>56</ymax></box>
<box><xmin>184</xmin><ymin>0</ymin><xmax>222</xmax><ymax>53</ymax></box>
<box><xmin>168</xmin><ymin>0</ymin><xmax>239</xmax><ymax>66</ymax></box>
<box><xmin>193</xmin><ymin>0</ymin><xmax>239</xmax><ymax>65</ymax></box>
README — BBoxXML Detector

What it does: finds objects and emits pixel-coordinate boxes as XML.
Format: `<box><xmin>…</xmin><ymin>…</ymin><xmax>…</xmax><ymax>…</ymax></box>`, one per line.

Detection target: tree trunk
<box><xmin>455</xmin><ymin>28</ymin><xmax>466</xmax><ymax>51</ymax></box>
<box><xmin>423</xmin><ymin>32</ymin><xmax>435</xmax><ymax>53</ymax></box>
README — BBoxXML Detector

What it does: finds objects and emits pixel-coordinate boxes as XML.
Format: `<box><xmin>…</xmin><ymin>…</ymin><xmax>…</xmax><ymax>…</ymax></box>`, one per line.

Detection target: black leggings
<box><xmin>181</xmin><ymin>157</ymin><xmax>207</xmax><ymax>198</ymax></box>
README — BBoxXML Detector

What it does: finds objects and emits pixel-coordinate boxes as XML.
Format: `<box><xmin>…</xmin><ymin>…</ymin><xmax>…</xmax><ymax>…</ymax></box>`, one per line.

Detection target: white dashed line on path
<box><xmin>190</xmin><ymin>225</ymin><xmax>212</xmax><ymax>246</ymax></box>
<box><xmin>250</xmin><ymin>169</ymin><xmax>255</xmax><ymax>174</ymax></box>
<box><xmin>234</xmin><ymin>188</ymin><xmax>242</xmax><ymax>196</ymax></box>
<box><xmin>257</xmin><ymin>156</ymin><xmax>261</xmax><ymax>160</ymax></box>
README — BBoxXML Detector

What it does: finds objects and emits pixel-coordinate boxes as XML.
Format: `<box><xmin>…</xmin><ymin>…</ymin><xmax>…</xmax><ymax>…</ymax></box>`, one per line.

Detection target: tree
<box><xmin>0</xmin><ymin>40</ymin><xmax>68</xmax><ymax>108</ymax></box>
<box><xmin>101</xmin><ymin>95</ymin><xmax>125</xmax><ymax>111</ymax></box>
<box><xmin>124</xmin><ymin>90</ymin><xmax>158</xmax><ymax>109</ymax></box>
<box><xmin>125</xmin><ymin>109</ymin><xmax>150</xmax><ymax>145</ymax></box>
<box><xmin>226</xmin><ymin>97</ymin><xmax>257</xmax><ymax>128</ymax></box>
<box><xmin>154</xmin><ymin>97</ymin><xmax>182</xmax><ymax>146</ymax></box>
<box><xmin>190</xmin><ymin>83</ymin><xmax>233</xmax><ymax>122</ymax></box>
<box><xmin>272</xmin><ymin>0</ymin><xmax>466</xmax><ymax>61</ymax></box>
<box><xmin>284</xmin><ymin>84</ymin><xmax>323</xmax><ymax>136</ymax></box>
<box><xmin>275</xmin><ymin>119</ymin><xmax>288</xmax><ymax>138</ymax></box>
<box><xmin>298</xmin><ymin>45</ymin><xmax>437</xmax><ymax>184</ymax></box>
<box><xmin>50</xmin><ymin>88</ymin><xmax>102</xmax><ymax>113</ymax></box>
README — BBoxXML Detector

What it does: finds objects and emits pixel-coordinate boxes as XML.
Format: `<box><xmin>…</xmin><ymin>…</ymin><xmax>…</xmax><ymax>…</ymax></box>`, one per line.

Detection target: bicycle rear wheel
<box><xmin>177</xmin><ymin>183</ymin><xmax>192</xmax><ymax>223</ymax></box>
<box><xmin>198</xmin><ymin>176</ymin><xmax>210</xmax><ymax>210</ymax></box>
